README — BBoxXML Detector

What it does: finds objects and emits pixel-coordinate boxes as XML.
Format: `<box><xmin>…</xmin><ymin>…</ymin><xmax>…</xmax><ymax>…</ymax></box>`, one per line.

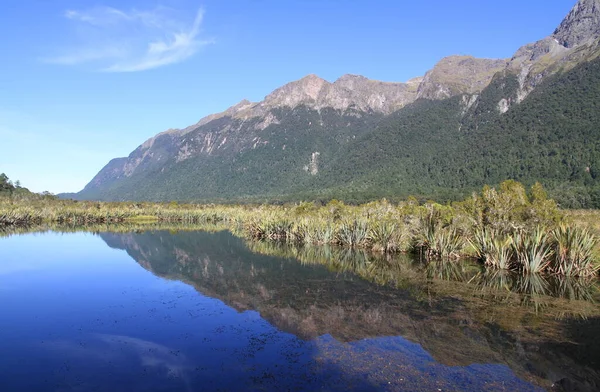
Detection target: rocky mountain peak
<box><xmin>226</xmin><ymin>99</ymin><xmax>254</xmax><ymax>114</ymax></box>
<box><xmin>257</xmin><ymin>73</ymin><xmax>420</xmax><ymax>114</ymax></box>
<box><xmin>417</xmin><ymin>55</ymin><xmax>507</xmax><ymax>100</ymax></box>
<box><xmin>333</xmin><ymin>74</ymin><xmax>369</xmax><ymax>88</ymax></box>
<box><xmin>406</xmin><ymin>77</ymin><xmax>424</xmax><ymax>85</ymax></box>
<box><xmin>263</xmin><ymin>74</ymin><xmax>329</xmax><ymax>107</ymax></box>
<box><xmin>505</xmin><ymin>0</ymin><xmax>600</xmax><ymax>104</ymax></box>
<box><xmin>232</xmin><ymin>98</ymin><xmax>252</xmax><ymax>108</ymax></box>
<box><xmin>336</xmin><ymin>74</ymin><xmax>368</xmax><ymax>81</ymax></box>
<box><xmin>553</xmin><ymin>0</ymin><xmax>600</xmax><ymax>48</ymax></box>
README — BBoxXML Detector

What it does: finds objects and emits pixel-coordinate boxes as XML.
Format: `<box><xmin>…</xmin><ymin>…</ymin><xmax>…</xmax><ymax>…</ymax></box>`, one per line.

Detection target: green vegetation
<box><xmin>3</xmin><ymin>178</ymin><xmax>599</xmax><ymax>277</ymax></box>
<box><xmin>0</xmin><ymin>173</ymin><xmax>13</xmax><ymax>194</ymax></box>
<box><xmin>0</xmin><ymin>173</ymin><xmax>37</xmax><ymax>199</ymax></box>
<box><xmin>77</xmin><ymin>56</ymin><xmax>600</xmax><ymax>208</ymax></box>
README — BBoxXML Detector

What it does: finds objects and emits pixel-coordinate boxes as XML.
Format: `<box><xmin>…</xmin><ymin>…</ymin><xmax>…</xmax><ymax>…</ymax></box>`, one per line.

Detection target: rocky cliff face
<box><xmin>504</xmin><ymin>0</ymin><xmax>600</xmax><ymax>104</ymax></box>
<box><xmin>260</xmin><ymin>73</ymin><xmax>421</xmax><ymax>114</ymax></box>
<box><xmin>77</xmin><ymin>0</ymin><xmax>600</xmax><ymax>202</ymax></box>
<box><xmin>196</xmin><ymin>73</ymin><xmax>421</xmax><ymax>124</ymax></box>
<box><xmin>554</xmin><ymin>0</ymin><xmax>600</xmax><ymax>48</ymax></box>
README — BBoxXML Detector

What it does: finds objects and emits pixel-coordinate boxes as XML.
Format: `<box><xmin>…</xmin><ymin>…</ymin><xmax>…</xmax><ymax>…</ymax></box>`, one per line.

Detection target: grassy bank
<box><xmin>1</xmin><ymin>180</ymin><xmax>599</xmax><ymax>277</ymax></box>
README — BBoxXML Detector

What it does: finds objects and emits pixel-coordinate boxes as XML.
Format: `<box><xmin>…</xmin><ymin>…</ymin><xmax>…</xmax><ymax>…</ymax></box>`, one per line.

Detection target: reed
<box><xmin>369</xmin><ymin>221</ymin><xmax>398</xmax><ymax>253</ymax></box>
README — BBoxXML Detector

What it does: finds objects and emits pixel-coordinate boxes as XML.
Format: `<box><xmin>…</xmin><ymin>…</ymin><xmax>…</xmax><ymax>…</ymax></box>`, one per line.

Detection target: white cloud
<box><xmin>45</xmin><ymin>6</ymin><xmax>212</xmax><ymax>72</ymax></box>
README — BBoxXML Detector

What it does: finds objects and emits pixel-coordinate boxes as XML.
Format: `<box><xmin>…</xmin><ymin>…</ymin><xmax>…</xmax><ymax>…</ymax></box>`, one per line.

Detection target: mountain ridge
<box><xmin>73</xmin><ymin>0</ymin><xmax>600</xmax><ymax>206</ymax></box>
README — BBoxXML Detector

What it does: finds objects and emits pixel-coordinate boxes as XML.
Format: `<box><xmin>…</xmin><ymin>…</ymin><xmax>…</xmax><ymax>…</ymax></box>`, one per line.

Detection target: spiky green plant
<box><xmin>469</xmin><ymin>228</ymin><xmax>514</xmax><ymax>270</ymax></box>
<box><xmin>336</xmin><ymin>219</ymin><xmax>369</xmax><ymax>247</ymax></box>
<box><xmin>316</xmin><ymin>224</ymin><xmax>335</xmax><ymax>244</ymax></box>
<box><xmin>369</xmin><ymin>221</ymin><xmax>397</xmax><ymax>253</ymax></box>
<box><xmin>264</xmin><ymin>218</ymin><xmax>294</xmax><ymax>240</ymax></box>
<box><xmin>433</xmin><ymin>227</ymin><xmax>464</xmax><ymax>259</ymax></box>
<box><xmin>414</xmin><ymin>206</ymin><xmax>464</xmax><ymax>260</ymax></box>
<box><xmin>511</xmin><ymin>228</ymin><xmax>553</xmax><ymax>274</ymax></box>
<box><xmin>417</xmin><ymin>224</ymin><xmax>464</xmax><ymax>260</ymax></box>
<box><xmin>551</xmin><ymin>225</ymin><xmax>599</xmax><ymax>277</ymax></box>
<box><xmin>301</xmin><ymin>219</ymin><xmax>335</xmax><ymax>245</ymax></box>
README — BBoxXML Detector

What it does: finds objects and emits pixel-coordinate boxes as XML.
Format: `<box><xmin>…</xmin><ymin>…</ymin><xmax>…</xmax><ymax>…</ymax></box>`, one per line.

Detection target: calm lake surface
<box><xmin>1</xmin><ymin>228</ymin><xmax>599</xmax><ymax>391</ymax></box>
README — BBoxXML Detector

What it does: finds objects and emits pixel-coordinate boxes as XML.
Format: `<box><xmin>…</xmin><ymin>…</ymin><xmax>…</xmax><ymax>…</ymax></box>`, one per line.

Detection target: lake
<box><xmin>1</xmin><ymin>228</ymin><xmax>599</xmax><ymax>391</ymax></box>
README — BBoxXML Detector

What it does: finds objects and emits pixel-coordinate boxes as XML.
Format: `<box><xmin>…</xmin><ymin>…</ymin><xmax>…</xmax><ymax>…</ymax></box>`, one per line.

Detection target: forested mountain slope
<box><xmin>312</xmin><ymin>57</ymin><xmax>600</xmax><ymax>207</ymax></box>
<box><xmin>73</xmin><ymin>0</ymin><xmax>600</xmax><ymax>207</ymax></box>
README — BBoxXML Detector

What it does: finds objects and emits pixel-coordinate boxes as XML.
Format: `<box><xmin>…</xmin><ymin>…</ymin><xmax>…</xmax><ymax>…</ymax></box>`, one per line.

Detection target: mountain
<box><xmin>416</xmin><ymin>56</ymin><xmax>507</xmax><ymax>100</ymax></box>
<box><xmin>554</xmin><ymin>0</ymin><xmax>600</xmax><ymax>48</ymax></box>
<box><xmin>99</xmin><ymin>230</ymin><xmax>600</xmax><ymax>391</ymax></box>
<box><xmin>75</xmin><ymin>0</ymin><xmax>600</xmax><ymax>207</ymax></box>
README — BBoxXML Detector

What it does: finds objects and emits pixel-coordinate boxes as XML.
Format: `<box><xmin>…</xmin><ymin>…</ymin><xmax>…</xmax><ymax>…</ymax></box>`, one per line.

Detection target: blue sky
<box><xmin>0</xmin><ymin>0</ymin><xmax>575</xmax><ymax>193</ymax></box>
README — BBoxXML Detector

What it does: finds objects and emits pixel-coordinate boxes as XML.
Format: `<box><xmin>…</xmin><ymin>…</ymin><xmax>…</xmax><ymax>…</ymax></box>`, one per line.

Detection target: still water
<box><xmin>1</xmin><ymin>229</ymin><xmax>599</xmax><ymax>391</ymax></box>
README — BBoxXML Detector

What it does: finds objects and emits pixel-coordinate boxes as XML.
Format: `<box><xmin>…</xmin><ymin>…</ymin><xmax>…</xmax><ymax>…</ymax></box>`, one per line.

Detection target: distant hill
<box><xmin>75</xmin><ymin>0</ymin><xmax>600</xmax><ymax>208</ymax></box>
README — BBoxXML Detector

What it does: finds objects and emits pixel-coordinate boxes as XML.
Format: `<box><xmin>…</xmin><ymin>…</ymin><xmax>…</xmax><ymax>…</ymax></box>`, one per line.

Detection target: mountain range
<box><xmin>73</xmin><ymin>0</ymin><xmax>600</xmax><ymax>207</ymax></box>
<box><xmin>100</xmin><ymin>229</ymin><xmax>600</xmax><ymax>391</ymax></box>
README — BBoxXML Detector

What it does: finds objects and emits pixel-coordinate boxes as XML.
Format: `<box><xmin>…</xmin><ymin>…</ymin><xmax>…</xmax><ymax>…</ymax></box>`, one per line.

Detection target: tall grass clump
<box><xmin>415</xmin><ymin>206</ymin><xmax>464</xmax><ymax>260</ymax></box>
<box><xmin>0</xmin><ymin>209</ymin><xmax>42</xmax><ymax>226</ymax></box>
<box><xmin>551</xmin><ymin>225</ymin><xmax>598</xmax><ymax>277</ymax></box>
<box><xmin>369</xmin><ymin>221</ymin><xmax>397</xmax><ymax>253</ymax></box>
<box><xmin>511</xmin><ymin>228</ymin><xmax>554</xmax><ymax>274</ymax></box>
<box><xmin>336</xmin><ymin>219</ymin><xmax>369</xmax><ymax>248</ymax></box>
<box><xmin>299</xmin><ymin>219</ymin><xmax>335</xmax><ymax>245</ymax></box>
<box><xmin>469</xmin><ymin>228</ymin><xmax>514</xmax><ymax>270</ymax></box>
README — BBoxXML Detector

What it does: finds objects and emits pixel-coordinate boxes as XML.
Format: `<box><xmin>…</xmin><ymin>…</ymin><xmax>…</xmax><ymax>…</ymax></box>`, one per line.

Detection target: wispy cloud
<box><xmin>45</xmin><ymin>6</ymin><xmax>212</xmax><ymax>72</ymax></box>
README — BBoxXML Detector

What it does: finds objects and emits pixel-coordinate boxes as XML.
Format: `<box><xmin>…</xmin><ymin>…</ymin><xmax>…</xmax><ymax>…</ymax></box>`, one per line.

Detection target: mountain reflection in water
<box><xmin>99</xmin><ymin>229</ymin><xmax>600</xmax><ymax>391</ymax></box>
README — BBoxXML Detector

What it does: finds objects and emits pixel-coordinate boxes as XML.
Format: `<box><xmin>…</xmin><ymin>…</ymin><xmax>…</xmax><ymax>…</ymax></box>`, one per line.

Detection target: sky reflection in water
<box><xmin>1</xmin><ymin>230</ymin><xmax>597</xmax><ymax>391</ymax></box>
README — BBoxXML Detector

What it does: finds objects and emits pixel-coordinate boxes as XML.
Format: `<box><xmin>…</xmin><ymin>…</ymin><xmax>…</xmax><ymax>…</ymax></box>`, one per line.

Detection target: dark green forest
<box><xmin>309</xmin><ymin>58</ymin><xmax>600</xmax><ymax>207</ymax></box>
<box><xmin>76</xmin><ymin>56</ymin><xmax>600</xmax><ymax>208</ymax></box>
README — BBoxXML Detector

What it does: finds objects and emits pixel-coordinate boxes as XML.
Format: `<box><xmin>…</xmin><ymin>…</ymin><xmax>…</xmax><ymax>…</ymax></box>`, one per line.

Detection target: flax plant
<box><xmin>551</xmin><ymin>225</ymin><xmax>599</xmax><ymax>277</ymax></box>
<box><xmin>511</xmin><ymin>228</ymin><xmax>554</xmax><ymax>274</ymax></box>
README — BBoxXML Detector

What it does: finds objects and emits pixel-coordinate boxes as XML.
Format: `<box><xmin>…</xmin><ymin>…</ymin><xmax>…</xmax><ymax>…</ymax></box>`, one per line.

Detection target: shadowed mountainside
<box><xmin>74</xmin><ymin>0</ymin><xmax>600</xmax><ymax>208</ymax></box>
<box><xmin>100</xmin><ymin>229</ymin><xmax>600</xmax><ymax>391</ymax></box>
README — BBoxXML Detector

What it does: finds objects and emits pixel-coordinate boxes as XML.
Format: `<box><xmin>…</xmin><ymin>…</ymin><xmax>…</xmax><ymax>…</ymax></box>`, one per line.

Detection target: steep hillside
<box><xmin>75</xmin><ymin>0</ymin><xmax>600</xmax><ymax>207</ymax></box>
<box><xmin>78</xmin><ymin>106</ymin><xmax>386</xmax><ymax>201</ymax></box>
<box><xmin>314</xmin><ymin>56</ymin><xmax>600</xmax><ymax>207</ymax></box>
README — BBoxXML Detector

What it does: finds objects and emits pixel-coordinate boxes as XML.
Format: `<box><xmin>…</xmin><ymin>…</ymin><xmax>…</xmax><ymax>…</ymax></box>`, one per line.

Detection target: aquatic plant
<box><xmin>1</xmin><ymin>180</ymin><xmax>598</xmax><ymax>278</ymax></box>
<box><xmin>550</xmin><ymin>225</ymin><xmax>598</xmax><ymax>277</ymax></box>
<box><xmin>511</xmin><ymin>228</ymin><xmax>554</xmax><ymax>274</ymax></box>
<box><xmin>415</xmin><ymin>208</ymin><xmax>464</xmax><ymax>260</ymax></box>
<box><xmin>299</xmin><ymin>219</ymin><xmax>335</xmax><ymax>245</ymax></box>
<box><xmin>0</xmin><ymin>209</ymin><xmax>42</xmax><ymax>226</ymax></box>
<box><xmin>369</xmin><ymin>220</ymin><xmax>397</xmax><ymax>253</ymax></box>
<box><xmin>469</xmin><ymin>228</ymin><xmax>514</xmax><ymax>270</ymax></box>
<box><xmin>336</xmin><ymin>219</ymin><xmax>369</xmax><ymax>248</ymax></box>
